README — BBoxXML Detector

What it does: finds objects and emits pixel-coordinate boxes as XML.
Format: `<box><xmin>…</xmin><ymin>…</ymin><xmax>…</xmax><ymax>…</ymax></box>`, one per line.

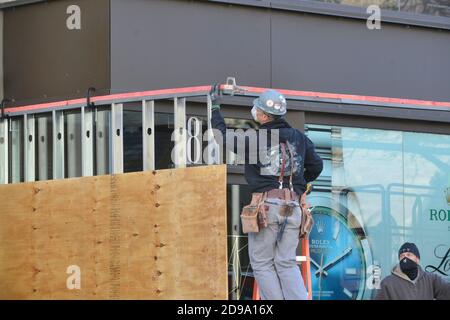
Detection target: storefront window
<box><xmin>305</xmin><ymin>125</ymin><xmax>450</xmax><ymax>299</ymax></box>
<box><xmin>227</xmin><ymin>184</ymin><xmax>254</xmax><ymax>300</ymax></box>
<box><xmin>154</xmin><ymin>113</ymin><xmax>175</xmax><ymax>170</ymax></box>
<box><xmin>123</xmin><ymin>106</ymin><xmax>143</xmax><ymax>173</ymax></box>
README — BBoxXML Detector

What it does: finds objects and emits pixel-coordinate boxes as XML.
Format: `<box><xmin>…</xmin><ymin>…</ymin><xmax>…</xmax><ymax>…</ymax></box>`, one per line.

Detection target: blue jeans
<box><xmin>248</xmin><ymin>197</ymin><xmax>308</xmax><ymax>300</ymax></box>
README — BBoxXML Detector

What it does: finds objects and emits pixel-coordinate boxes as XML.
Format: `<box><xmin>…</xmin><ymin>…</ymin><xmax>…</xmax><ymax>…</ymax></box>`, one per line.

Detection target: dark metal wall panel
<box><xmin>4</xmin><ymin>0</ymin><xmax>110</xmax><ymax>105</ymax></box>
<box><xmin>271</xmin><ymin>10</ymin><xmax>450</xmax><ymax>102</ymax></box>
<box><xmin>110</xmin><ymin>0</ymin><xmax>450</xmax><ymax>102</ymax></box>
<box><xmin>4</xmin><ymin>0</ymin><xmax>450</xmax><ymax>106</ymax></box>
<box><xmin>110</xmin><ymin>0</ymin><xmax>271</xmax><ymax>92</ymax></box>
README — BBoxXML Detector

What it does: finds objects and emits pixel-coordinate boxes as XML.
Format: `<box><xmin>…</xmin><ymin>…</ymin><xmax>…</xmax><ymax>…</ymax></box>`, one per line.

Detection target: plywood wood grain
<box><xmin>0</xmin><ymin>165</ymin><xmax>227</xmax><ymax>299</ymax></box>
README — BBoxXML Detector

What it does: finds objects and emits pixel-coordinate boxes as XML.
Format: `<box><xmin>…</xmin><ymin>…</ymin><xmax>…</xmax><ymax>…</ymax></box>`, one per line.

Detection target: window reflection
<box><xmin>305</xmin><ymin>0</ymin><xmax>450</xmax><ymax>17</ymax></box>
<box><xmin>399</xmin><ymin>0</ymin><xmax>450</xmax><ymax>17</ymax></box>
<box><xmin>123</xmin><ymin>106</ymin><xmax>143</xmax><ymax>173</ymax></box>
<box><xmin>305</xmin><ymin>124</ymin><xmax>450</xmax><ymax>299</ymax></box>
<box><xmin>154</xmin><ymin>113</ymin><xmax>174</xmax><ymax>170</ymax></box>
<box><xmin>227</xmin><ymin>184</ymin><xmax>254</xmax><ymax>300</ymax></box>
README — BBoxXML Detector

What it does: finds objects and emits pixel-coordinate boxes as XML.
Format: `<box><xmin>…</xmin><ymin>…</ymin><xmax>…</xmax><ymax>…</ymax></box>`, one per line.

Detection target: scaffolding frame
<box><xmin>2</xmin><ymin>83</ymin><xmax>449</xmax><ymax>185</ymax></box>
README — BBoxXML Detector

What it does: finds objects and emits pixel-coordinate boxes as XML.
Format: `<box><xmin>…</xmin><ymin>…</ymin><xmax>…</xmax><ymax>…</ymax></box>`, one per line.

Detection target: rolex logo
<box><xmin>316</xmin><ymin>219</ymin><xmax>325</xmax><ymax>234</ymax></box>
<box><xmin>445</xmin><ymin>187</ymin><xmax>450</xmax><ymax>206</ymax></box>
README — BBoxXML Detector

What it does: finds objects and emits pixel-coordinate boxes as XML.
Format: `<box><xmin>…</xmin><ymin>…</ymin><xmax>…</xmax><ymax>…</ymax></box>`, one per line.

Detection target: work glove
<box><xmin>210</xmin><ymin>83</ymin><xmax>222</xmax><ymax>111</ymax></box>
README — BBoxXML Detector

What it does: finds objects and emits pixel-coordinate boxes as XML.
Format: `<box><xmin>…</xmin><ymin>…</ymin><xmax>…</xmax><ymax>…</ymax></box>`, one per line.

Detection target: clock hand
<box><xmin>322</xmin><ymin>247</ymin><xmax>352</xmax><ymax>271</ymax></box>
<box><xmin>311</xmin><ymin>258</ymin><xmax>328</xmax><ymax>277</ymax></box>
<box><xmin>314</xmin><ymin>247</ymin><xmax>352</xmax><ymax>276</ymax></box>
<box><xmin>333</xmin><ymin>220</ymin><xmax>340</xmax><ymax>240</ymax></box>
<box><xmin>318</xmin><ymin>253</ymin><xmax>324</xmax><ymax>300</ymax></box>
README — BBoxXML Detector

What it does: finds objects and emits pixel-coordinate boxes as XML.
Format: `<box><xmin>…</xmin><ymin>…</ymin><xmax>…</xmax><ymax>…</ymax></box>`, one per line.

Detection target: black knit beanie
<box><xmin>398</xmin><ymin>242</ymin><xmax>420</xmax><ymax>259</ymax></box>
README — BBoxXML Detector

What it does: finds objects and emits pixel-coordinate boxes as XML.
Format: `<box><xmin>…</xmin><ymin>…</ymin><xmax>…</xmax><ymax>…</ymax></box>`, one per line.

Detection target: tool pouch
<box><xmin>240</xmin><ymin>205</ymin><xmax>260</xmax><ymax>233</ymax></box>
<box><xmin>241</xmin><ymin>192</ymin><xmax>267</xmax><ymax>233</ymax></box>
<box><xmin>257</xmin><ymin>204</ymin><xmax>269</xmax><ymax>230</ymax></box>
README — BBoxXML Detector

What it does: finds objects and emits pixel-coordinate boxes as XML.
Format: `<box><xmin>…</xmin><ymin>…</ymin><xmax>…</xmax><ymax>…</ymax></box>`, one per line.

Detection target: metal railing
<box><xmin>1</xmin><ymin>79</ymin><xmax>449</xmax><ymax>185</ymax></box>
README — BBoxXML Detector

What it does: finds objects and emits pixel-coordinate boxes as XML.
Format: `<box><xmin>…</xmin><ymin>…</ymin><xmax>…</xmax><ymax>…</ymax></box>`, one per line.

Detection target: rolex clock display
<box><xmin>308</xmin><ymin>195</ymin><xmax>373</xmax><ymax>300</ymax></box>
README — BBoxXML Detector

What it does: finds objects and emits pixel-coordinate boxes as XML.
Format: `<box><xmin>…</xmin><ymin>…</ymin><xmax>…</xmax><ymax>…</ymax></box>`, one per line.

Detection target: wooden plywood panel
<box><xmin>0</xmin><ymin>165</ymin><xmax>227</xmax><ymax>299</ymax></box>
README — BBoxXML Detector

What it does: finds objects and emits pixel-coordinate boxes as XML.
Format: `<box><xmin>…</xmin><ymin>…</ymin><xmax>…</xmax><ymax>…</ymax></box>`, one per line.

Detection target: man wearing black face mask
<box><xmin>375</xmin><ymin>242</ymin><xmax>450</xmax><ymax>300</ymax></box>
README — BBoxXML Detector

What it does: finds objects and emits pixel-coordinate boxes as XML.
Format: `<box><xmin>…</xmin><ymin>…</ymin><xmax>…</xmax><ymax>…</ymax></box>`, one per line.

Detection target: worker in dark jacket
<box><xmin>375</xmin><ymin>242</ymin><xmax>450</xmax><ymax>300</ymax></box>
<box><xmin>210</xmin><ymin>86</ymin><xmax>323</xmax><ymax>300</ymax></box>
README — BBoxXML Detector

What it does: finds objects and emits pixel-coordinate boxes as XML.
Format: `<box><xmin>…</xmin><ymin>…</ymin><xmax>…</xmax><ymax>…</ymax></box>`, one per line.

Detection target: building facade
<box><xmin>1</xmin><ymin>0</ymin><xmax>449</xmax><ymax>300</ymax></box>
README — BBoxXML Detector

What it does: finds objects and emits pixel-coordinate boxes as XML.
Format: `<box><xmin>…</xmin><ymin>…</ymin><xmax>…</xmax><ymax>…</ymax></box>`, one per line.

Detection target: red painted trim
<box><xmin>241</xmin><ymin>86</ymin><xmax>450</xmax><ymax>108</ymax></box>
<box><xmin>91</xmin><ymin>86</ymin><xmax>212</xmax><ymax>103</ymax></box>
<box><xmin>5</xmin><ymin>84</ymin><xmax>450</xmax><ymax>114</ymax></box>
<box><xmin>6</xmin><ymin>98</ymin><xmax>88</xmax><ymax>114</ymax></box>
<box><xmin>5</xmin><ymin>86</ymin><xmax>213</xmax><ymax>114</ymax></box>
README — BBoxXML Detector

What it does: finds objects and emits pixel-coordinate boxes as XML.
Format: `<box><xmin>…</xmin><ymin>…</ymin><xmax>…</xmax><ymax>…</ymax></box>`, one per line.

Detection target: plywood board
<box><xmin>0</xmin><ymin>165</ymin><xmax>227</xmax><ymax>299</ymax></box>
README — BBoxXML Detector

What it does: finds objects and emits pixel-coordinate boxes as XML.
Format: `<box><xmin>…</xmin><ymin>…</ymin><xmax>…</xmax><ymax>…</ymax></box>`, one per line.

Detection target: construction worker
<box><xmin>210</xmin><ymin>86</ymin><xmax>323</xmax><ymax>300</ymax></box>
<box><xmin>375</xmin><ymin>242</ymin><xmax>450</xmax><ymax>300</ymax></box>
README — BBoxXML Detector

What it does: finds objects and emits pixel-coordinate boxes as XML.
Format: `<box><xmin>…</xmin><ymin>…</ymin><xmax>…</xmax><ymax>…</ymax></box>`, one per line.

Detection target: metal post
<box><xmin>24</xmin><ymin>114</ymin><xmax>35</xmax><ymax>182</ymax></box>
<box><xmin>231</xmin><ymin>184</ymin><xmax>241</xmax><ymax>300</ymax></box>
<box><xmin>37</xmin><ymin>116</ymin><xmax>49</xmax><ymax>181</ymax></box>
<box><xmin>95</xmin><ymin>108</ymin><xmax>111</xmax><ymax>175</ymax></box>
<box><xmin>0</xmin><ymin>118</ymin><xmax>8</xmax><ymax>184</ymax></box>
<box><xmin>66</xmin><ymin>113</ymin><xmax>78</xmax><ymax>178</ymax></box>
<box><xmin>142</xmin><ymin>100</ymin><xmax>155</xmax><ymax>171</ymax></box>
<box><xmin>173</xmin><ymin>97</ymin><xmax>186</xmax><ymax>168</ymax></box>
<box><xmin>111</xmin><ymin>103</ymin><xmax>123</xmax><ymax>174</ymax></box>
<box><xmin>10</xmin><ymin>118</ymin><xmax>22</xmax><ymax>183</ymax></box>
<box><xmin>206</xmin><ymin>94</ymin><xmax>221</xmax><ymax>165</ymax></box>
<box><xmin>52</xmin><ymin>110</ymin><xmax>65</xmax><ymax>179</ymax></box>
<box><xmin>82</xmin><ymin>106</ymin><xmax>94</xmax><ymax>176</ymax></box>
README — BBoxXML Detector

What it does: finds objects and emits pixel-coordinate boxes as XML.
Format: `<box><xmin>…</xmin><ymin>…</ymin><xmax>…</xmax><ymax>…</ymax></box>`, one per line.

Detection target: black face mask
<box><xmin>400</xmin><ymin>257</ymin><xmax>418</xmax><ymax>280</ymax></box>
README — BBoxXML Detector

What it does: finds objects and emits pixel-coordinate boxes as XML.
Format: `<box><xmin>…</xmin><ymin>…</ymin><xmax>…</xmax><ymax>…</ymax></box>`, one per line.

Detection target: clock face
<box><xmin>309</xmin><ymin>206</ymin><xmax>367</xmax><ymax>300</ymax></box>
